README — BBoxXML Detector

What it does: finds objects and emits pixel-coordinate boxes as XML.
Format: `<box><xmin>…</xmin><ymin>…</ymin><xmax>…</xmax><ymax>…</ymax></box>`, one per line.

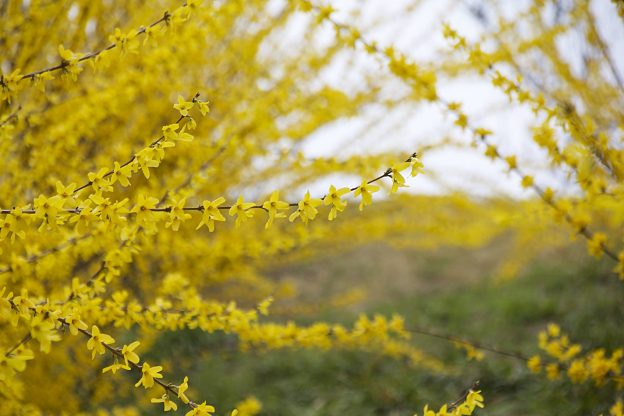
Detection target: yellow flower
<box><xmin>289</xmin><ymin>191</ymin><xmax>322</xmax><ymax>224</ymax></box>
<box><xmin>102</xmin><ymin>361</ymin><xmax>130</xmax><ymax>374</ymax></box>
<box><xmin>88</xmin><ymin>167</ymin><xmax>114</xmax><ymax>192</ymax></box>
<box><xmin>30</xmin><ymin>315</ymin><xmax>61</xmax><ymax>353</ymax></box>
<box><xmin>485</xmin><ymin>145</ymin><xmax>498</xmax><ymax>160</ymax></box>
<box><xmin>527</xmin><ymin>355</ymin><xmax>542</xmax><ymax>373</ymax></box>
<box><xmin>545</xmin><ymin>363</ymin><xmax>560</xmax><ymax>380</ymax></box>
<box><xmin>135</xmin><ymin>362</ymin><xmax>163</xmax><ymax>388</ymax></box>
<box><xmin>131</xmin><ymin>194</ymin><xmax>160</xmax><ymax>228</ymax></box>
<box><xmin>323</xmin><ymin>185</ymin><xmax>349</xmax><ymax>221</ymax></box>
<box><xmin>421</xmin><ymin>404</ymin><xmax>436</xmax><ymax>416</ymax></box>
<box><xmin>151</xmin><ymin>394</ymin><xmax>178</xmax><ymax>411</ymax></box>
<box><xmin>455</xmin><ymin>112</ymin><xmax>468</xmax><ymax>130</ymax></box>
<box><xmin>86</xmin><ymin>325</ymin><xmax>115</xmax><ymax>359</ymax></box>
<box><xmin>409</xmin><ymin>155</ymin><xmax>424</xmax><ymax>177</ymax></box>
<box><xmin>185</xmin><ymin>401</ymin><xmax>216</xmax><ymax>416</ymax></box>
<box><xmin>567</xmin><ymin>359</ymin><xmax>588</xmax><ymax>383</ymax></box>
<box><xmin>162</xmin><ymin>123</ymin><xmax>180</xmax><ymax>140</ymax></box>
<box><xmin>111</xmin><ymin>162</ymin><xmax>132</xmax><ymax>187</ymax></box>
<box><xmin>198</xmin><ymin>100</ymin><xmax>210</xmax><ymax>116</ymax></box>
<box><xmin>257</xmin><ymin>296</ymin><xmax>273</xmax><ymax>316</ymax></box>
<box><xmin>504</xmin><ymin>155</ymin><xmax>517</xmax><ymax>170</ymax></box>
<box><xmin>178</xmin><ymin>376</ymin><xmax>190</xmax><ymax>403</ymax></box>
<box><xmin>587</xmin><ymin>232</ymin><xmax>607</xmax><ymax>259</ymax></box>
<box><xmin>229</xmin><ymin>195</ymin><xmax>256</xmax><ymax>228</ymax></box>
<box><xmin>64</xmin><ymin>314</ymin><xmax>88</xmax><ymax>336</ymax></box>
<box><xmin>135</xmin><ymin>148</ymin><xmax>160</xmax><ymax>179</ymax></box>
<box><xmin>55</xmin><ymin>181</ymin><xmax>77</xmax><ymax>206</ymax></box>
<box><xmin>121</xmin><ymin>341</ymin><xmax>141</xmax><ymax>366</ymax></box>
<box><xmin>33</xmin><ymin>194</ymin><xmax>65</xmax><ymax>231</ymax></box>
<box><xmin>173</xmin><ymin>95</ymin><xmax>194</xmax><ymax>116</ymax></box>
<box><xmin>165</xmin><ymin>197</ymin><xmax>192</xmax><ymax>231</ymax></box>
<box><xmin>197</xmin><ymin>197</ymin><xmax>226</xmax><ymax>232</ymax></box>
<box><xmin>390</xmin><ymin>162</ymin><xmax>410</xmax><ymax>193</ymax></box>
<box><xmin>521</xmin><ymin>175</ymin><xmax>534</xmax><ymax>188</ymax></box>
<box><xmin>172</xmin><ymin>125</ymin><xmax>194</xmax><ymax>142</ymax></box>
<box><xmin>547</xmin><ymin>323</ymin><xmax>560</xmax><ymax>337</ymax></box>
<box><xmin>4</xmin><ymin>345</ymin><xmax>34</xmax><ymax>373</ymax></box>
<box><xmin>465</xmin><ymin>389</ymin><xmax>484</xmax><ymax>411</ymax></box>
<box><xmin>262</xmin><ymin>191</ymin><xmax>289</xmax><ymax>229</ymax></box>
<box><xmin>474</xmin><ymin>127</ymin><xmax>492</xmax><ymax>137</ymax></box>
<box><xmin>353</xmin><ymin>180</ymin><xmax>379</xmax><ymax>211</ymax></box>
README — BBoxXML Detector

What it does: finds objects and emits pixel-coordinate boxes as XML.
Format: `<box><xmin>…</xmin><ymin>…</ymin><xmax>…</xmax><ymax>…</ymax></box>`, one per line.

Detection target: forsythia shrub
<box><xmin>0</xmin><ymin>0</ymin><xmax>622</xmax><ymax>414</ymax></box>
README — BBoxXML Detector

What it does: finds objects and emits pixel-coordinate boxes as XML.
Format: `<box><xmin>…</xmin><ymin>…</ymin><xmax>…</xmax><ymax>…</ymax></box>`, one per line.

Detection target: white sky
<box><xmin>282</xmin><ymin>0</ymin><xmax>624</xmax><ymax>199</ymax></box>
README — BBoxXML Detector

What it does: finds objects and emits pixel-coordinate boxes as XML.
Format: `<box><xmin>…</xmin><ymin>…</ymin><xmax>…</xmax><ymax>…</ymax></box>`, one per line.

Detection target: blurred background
<box><xmin>2</xmin><ymin>0</ymin><xmax>623</xmax><ymax>414</ymax></box>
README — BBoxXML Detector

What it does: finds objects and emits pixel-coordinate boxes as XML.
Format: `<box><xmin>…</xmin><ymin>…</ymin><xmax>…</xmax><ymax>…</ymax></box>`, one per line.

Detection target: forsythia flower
<box><xmin>55</xmin><ymin>181</ymin><xmax>77</xmax><ymax>206</ymax></box>
<box><xmin>410</xmin><ymin>156</ymin><xmax>424</xmax><ymax>177</ymax></box>
<box><xmin>390</xmin><ymin>162</ymin><xmax>410</xmax><ymax>193</ymax></box>
<box><xmin>567</xmin><ymin>359</ymin><xmax>588</xmax><ymax>383</ymax></box>
<box><xmin>527</xmin><ymin>355</ymin><xmax>542</xmax><ymax>373</ymax></box>
<box><xmin>87</xmin><ymin>325</ymin><xmax>115</xmax><ymax>359</ymax></box>
<box><xmin>323</xmin><ymin>185</ymin><xmax>349</xmax><ymax>221</ymax></box>
<box><xmin>289</xmin><ymin>191</ymin><xmax>322</xmax><ymax>224</ymax></box>
<box><xmin>417</xmin><ymin>390</ymin><xmax>484</xmax><ymax>416</ymax></box>
<box><xmin>542</xmin><ymin>187</ymin><xmax>554</xmax><ymax>202</ymax></box>
<box><xmin>111</xmin><ymin>161</ymin><xmax>132</xmax><ymax>187</ymax></box>
<box><xmin>262</xmin><ymin>191</ymin><xmax>289</xmax><ymax>229</ymax></box>
<box><xmin>186</xmin><ymin>402</ymin><xmax>216</xmax><ymax>416</ymax></box>
<box><xmin>587</xmin><ymin>232</ymin><xmax>607</xmax><ymax>259</ymax></box>
<box><xmin>198</xmin><ymin>100</ymin><xmax>210</xmax><ymax>116</ymax></box>
<box><xmin>88</xmin><ymin>167</ymin><xmax>114</xmax><ymax>192</ymax></box>
<box><xmin>131</xmin><ymin>194</ymin><xmax>160</xmax><ymax>228</ymax></box>
<box><xmin>521</xmin><ymin>175</ymin><xmax>534</xmax><ymax>188</ymax></box>
<box><xmin>171</xmin><ymin>125</ymin><xmax>194</xmax><ymax>142</ymax></box>
<box><xmin>485</xmin><ymin>145</ymin><xmax>498</xmax><ymax>160</ymax></box>
<box><xmin>152</xmin><ymin>394</ymin><xmax>178</xmax><ymax>411</ymax></box>
<box><xmin>354</xmin><ymin>180</ymin><xmax>379</xmax><ymax>211</ymax></box>
<box><xmin>121</xmin><ymin>341</ymin><xmax>141</xmax><ymax>366</ymax></box>
<box><xmin>30</xmin><ymin>315</ymin><xmax>61</xmax><ymax>353</ymax></box>
<box><xmin>3</xmin><ymin>345</ymin><xmax>34</xmax><ymax>374</ymax></box>
<box><xmin>463</xmin><ymin>390</ymin><xmax>484</xmax><ymax>412</ymax></box>
<box><xmin>102</xmin><ymin>361</ymin><xmax>130</xmax><ymax>374</ymax></box>
<box><xmin>235</xmin><ymin>396</ymin><xmax>262</xmax><ymax>415</ymax></box>
<box><xmin>33</xmin><ymin>194</ymin><xmax>65</xmax><ymax>231</ymax></box>
<box><xmin>0</xmin><ymin>209</ymin><xmax>26</xmax><ymax>241</ymax></box>
<box><xmin>257</xmin><ymin>296</ymin><xmax>274</xmax><ymax>315</ymax></box>
<box><xmin>135</xmin><ymin>362</ymin><xmax>163</xmax><ymax>388</ymax></box>
<box><xmin>546</xmin><ymin>363</ymin><xmax>560</xmax><ymax>380</ymax></box>
<box><xmin>162</xmin><ymin>123</ymin><xmax>180</xmax><ymax>140</ymax></box>
<box><xmin>504</xmin><ymin>155</ymin><xmax>517</xmax><ymax>170</ymax></box>
<box><xmin>174</xmin><ymin>95</ymin><xmax>194</xmax><ymax>116</ymax></box>
<box><xmin>166</xmin><ymin>197</ymin><xmax>192</xmax><ymax>231</ymax></box>
<box><xmin>178</xmin><ymin>376</ymin><xmax>190</xmax><ymax>403</ymax></box>
<box><xmin>64</xmin><ymin>314</ymin><xmax>88</xmax><ymax>335</ymax></box>
<box><xmin>474</xmin><ymin>127</ymin><xmax>492</xmax><ymax>137</ymax></box>
<box><xmin>135</xmin><ymin>148</ymin><xmax>160</xmax><ymax>179</ymax></box>
<box><xmin>197</xmin><ymin>197</ymin><xmax>226</xmax><ymax>231</ymax></box>
<box><xmin>229</xmin><ymin>196</ymin><xmax>256</xmax><ymax>227</ymax></box>
<box><xmin>58</xmin><ymin>44</ymin><xmax>83</xmax><ymax>80</ymax></box>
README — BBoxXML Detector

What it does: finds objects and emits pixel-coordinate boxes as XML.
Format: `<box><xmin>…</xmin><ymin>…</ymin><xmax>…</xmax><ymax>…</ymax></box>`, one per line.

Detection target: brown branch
<box><xmin>407</xmin><ymin>326</ymin><xmax>528</xmax><ymax>361</ymax></box>
<box><xmin>19</xmin><ymin>10</ymin><xmax>174</xmax><ymax>82</ymax></box>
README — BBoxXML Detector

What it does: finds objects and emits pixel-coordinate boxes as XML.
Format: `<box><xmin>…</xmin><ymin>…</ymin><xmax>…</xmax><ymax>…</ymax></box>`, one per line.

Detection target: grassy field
<box><xmin>148</xmin><ymin>242</ymin><xmax>623</xmax><ymax>415</ymax></box>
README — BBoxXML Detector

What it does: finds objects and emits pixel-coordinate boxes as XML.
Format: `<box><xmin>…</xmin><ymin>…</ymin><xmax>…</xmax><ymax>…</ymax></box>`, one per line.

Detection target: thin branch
<box><xmin>18</xmin><ymin>10</ymin><xmax>174</xmax><ymax>82</ymax></box>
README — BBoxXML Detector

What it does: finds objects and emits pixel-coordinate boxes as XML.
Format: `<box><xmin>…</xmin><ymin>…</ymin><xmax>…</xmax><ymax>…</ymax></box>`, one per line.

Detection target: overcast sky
<box><xmin>278</xmin><ymin>0</ymin><xmax>624</xmax><ymax>199</ymax></box>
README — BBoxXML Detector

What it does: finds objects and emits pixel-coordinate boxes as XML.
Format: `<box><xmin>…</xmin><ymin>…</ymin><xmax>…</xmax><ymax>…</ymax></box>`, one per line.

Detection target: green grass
<box><xmin>149</xmin><ymin>250</ymin><xmax>623</xmax><ymax>415</ymax></box>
